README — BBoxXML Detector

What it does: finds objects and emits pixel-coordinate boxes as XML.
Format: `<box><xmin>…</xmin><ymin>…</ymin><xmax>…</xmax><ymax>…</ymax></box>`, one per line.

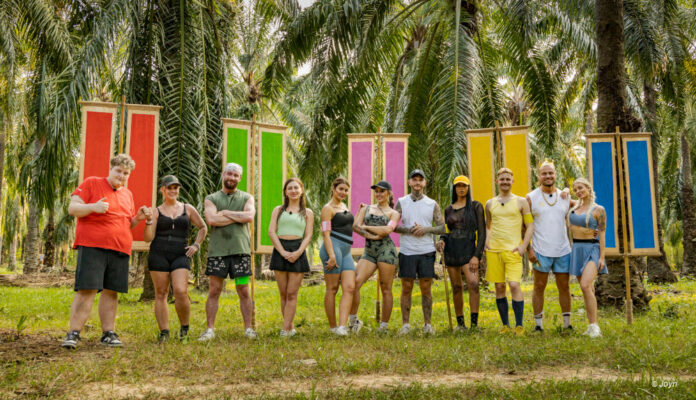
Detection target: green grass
<box><xmin>1</xmin><ymin>275</ymin><xmax>696</xmax><ymax>399</ymax></box>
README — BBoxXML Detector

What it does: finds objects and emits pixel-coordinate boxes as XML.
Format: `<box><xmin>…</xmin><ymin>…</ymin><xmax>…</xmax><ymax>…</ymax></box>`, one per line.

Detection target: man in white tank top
<box><xmin>526</xmin><ymin>161</ymin><xmax>573</xmax><ymax>332</ymax></box>
<box><xmin>393</xmin><ymin>169</ymin><xmax>446</xmax><ymax>335</ymax></box>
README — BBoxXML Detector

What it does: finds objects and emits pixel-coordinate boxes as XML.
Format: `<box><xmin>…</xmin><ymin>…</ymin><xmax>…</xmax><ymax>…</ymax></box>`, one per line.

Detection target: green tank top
<box><xmin>206</xmin><ymin>190</ymin><xmax>252</xmax><ymax>257</ymax></box>
<box><xmin>276</xmin><ymin>210</ymin><xmax>306</xmax><ymax>237</ymax></box>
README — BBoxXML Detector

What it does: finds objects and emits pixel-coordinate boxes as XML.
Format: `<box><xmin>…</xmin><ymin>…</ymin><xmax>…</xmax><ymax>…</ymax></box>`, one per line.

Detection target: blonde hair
<box><xmin>497</xmin><ymin>167</ymin><xmax>513</xmax><ymax>177</ymax></box>
<box><xmin>537</xmin><ymin>160</ymin><xmax>555</xmax><ymax>172</ymax></box>
<box><xmin>110</xmin><ymin>154</ymin><xmax>135</xmax><ymax>170</ymax></box>
<box><xmin>572</xmin><ymin>177</ymin><xmax>596</xmax><ymax>227</ymax></box>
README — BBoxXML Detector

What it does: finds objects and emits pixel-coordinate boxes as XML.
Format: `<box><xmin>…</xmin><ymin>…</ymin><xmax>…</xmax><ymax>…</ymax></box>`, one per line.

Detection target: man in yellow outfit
<box><xmin>485</xmin><ymin>168</ymin><xmax>534</xmax><ymax>335</ymax></box>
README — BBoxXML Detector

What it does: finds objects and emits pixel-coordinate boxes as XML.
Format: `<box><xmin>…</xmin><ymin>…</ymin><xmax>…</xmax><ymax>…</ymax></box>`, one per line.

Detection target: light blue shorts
<box><xmin>320</xmin><ymin>235</ymin><xmax>356</xmax><ymax>275</ymax></box>
<box><xmin>533</xmin><ymin>252</ymin><xmax>571</xmax><ymax>274</ymax></box>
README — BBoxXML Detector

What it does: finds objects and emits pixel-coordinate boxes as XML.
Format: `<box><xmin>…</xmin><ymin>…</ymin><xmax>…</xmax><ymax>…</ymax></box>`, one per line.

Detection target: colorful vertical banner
<box><xmin>381</xmin><ymin>133</ymin><xmax>410</xmax><ymax>247</ymax></box>
<box><xmin>501</xmin><ymin>127</ymin><xmax>531</xmax><ymax>197</ymax></box>
<box><xmin>585</xmin><ymin>134</ymin><xmax>619</xmax><ymax>256</ymax></box>
<box><xmin>348</xmin><ymin>135</ymin><xmax>375</xmax><ymax>255</ymax></box>
<box><xmin>221</xmin><ymin>119</ymin><xmax>252</xmax><ymax>192</ymax></box>
<box><xmin>256</xmin><ymin>123</ymin><xmax>287</xmax><ymax>254</ymax></box>
<box><xmin>621</xmin><ymin>134</ymin><xmax>659</xmax><ymax>255</ymax></box>
<box><xmin>125</xmin><ymin>104</ymin><xmax>162</xmax><ymax>251</ymax></box>
<box><xmin>465</xmin><ymin>129</ymin><xmax>496</xmax><ymax>205</ymax></box>
<box><xmin>78</xmin><ymin>101</ymin><xmax>118</xmax><ymax>183</ymax></box>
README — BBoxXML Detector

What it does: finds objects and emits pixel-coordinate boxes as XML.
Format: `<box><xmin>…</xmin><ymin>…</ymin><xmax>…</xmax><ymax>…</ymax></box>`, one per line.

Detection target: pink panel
<box><xmin>350</xmin><ymin>141</ymin><xmax>374</xmax><ymax>249</ymax></box>
<box><xmin>384</xmin><ymin>141</ymin><xmax>406</xmax><ymax>246</ymax></box>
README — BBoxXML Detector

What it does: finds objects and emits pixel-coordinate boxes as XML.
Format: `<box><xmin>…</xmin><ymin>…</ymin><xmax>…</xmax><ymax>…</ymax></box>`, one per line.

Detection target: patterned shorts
<box><xmin>206</xmin><ymin>254</ymin><xmax>252</xmax><ymax>280</ymax></box>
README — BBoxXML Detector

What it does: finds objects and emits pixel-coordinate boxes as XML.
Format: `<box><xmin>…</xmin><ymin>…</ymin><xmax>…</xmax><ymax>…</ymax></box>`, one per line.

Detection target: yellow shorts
<box><xmin>485</xmin><ymin>250</ymin><xmax>523</xmax><ymax>283</ymax></box>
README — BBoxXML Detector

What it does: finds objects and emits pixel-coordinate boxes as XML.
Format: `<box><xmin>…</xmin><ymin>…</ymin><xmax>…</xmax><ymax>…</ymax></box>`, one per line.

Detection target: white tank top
<box><xmin>529</xmin><ymin>187</ymin><xmax>571</xmax><ymax>257</ymax></box>
<box><xmin>398</xmin><ymin>194</ymin><xmax>437</xmax><ymax>255</ymax></box>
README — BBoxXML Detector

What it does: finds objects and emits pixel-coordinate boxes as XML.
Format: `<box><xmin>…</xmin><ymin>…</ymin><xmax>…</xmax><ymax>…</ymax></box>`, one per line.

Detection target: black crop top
<box><xmin>441</xmin><ymin>201</ymin><xmax>486</xmax><ymax>259</ymax></box>
<box><xmin>331</xmin><ymin>210</ymin><xmax>354</xmax><ymax>237</ymax></box>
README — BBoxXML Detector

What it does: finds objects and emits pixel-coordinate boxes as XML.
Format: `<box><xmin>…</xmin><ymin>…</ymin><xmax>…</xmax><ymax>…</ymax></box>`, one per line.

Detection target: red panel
<box><xmin>83</xmin><ymin>111</ymin><xmax>114</xmax><ymax>181</ymax></box>
<box><xmin>128</xmin><ymin>113</ymin><xmax>156</xmax><ymax>242</ymax></box>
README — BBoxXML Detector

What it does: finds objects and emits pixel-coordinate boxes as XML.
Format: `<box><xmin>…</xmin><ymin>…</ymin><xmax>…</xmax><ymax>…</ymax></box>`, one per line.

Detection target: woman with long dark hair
<box><xmin>435</xmin><ymin>175</ymin><xmax>485</xmax><ymax>331</ymax></box>
<box><xmin>268</xmin><ymin>178</ymin><xmax>314</xmax><ymax>337</ymax></box>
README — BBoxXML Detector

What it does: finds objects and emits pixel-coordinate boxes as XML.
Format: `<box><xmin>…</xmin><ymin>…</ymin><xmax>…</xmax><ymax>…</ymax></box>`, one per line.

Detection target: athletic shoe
<box><xmin>198</xmin><ymin>328</ymin><xmax>215</xmax><ymax>342</ymax></box>
<box><xmin>350</xmin><ymin>319</ymin><xmax>363</xmax><ymax>334</ymax></box>
<box><xmin>330</xmin><ymin>327</ymin><xmax>338</xmax><ymax>334</ymax></box>
<box><xmin>377</xmin><ymin>324</ymin><xmax>389</xmax><ymax>334</ymax></box>
<box><xmin>244</xmin><ymin>328</ymin><xmax>258</xmax><ymax>339</ymax></box>
<box><xmin>179</xmin><ymin>327</ymin><xmax>189</xmax><ymax>342</ymax></box>
<box><xmin>564</xmin><ymin>325</ymin><xmax>574</xmax><ymax>331</ymax></box>
<box><xmin>280</xmin><ymin>329</ymin><xmax>297</xmax><ymax>337</ymax></box>
<box><xmin>158</xmin><ymin>331</ymin><xmax>169</xmax><ymax>344</ymax></box>
<box><xmin>423</xmin><ymin>324</ymin><xmax>435</xmax><ymax>335</ymax></box>
<box><xmin>100</xmin><ymin>331</ymin><xmax>123</xmax><ymax>347</ymax></box>
<box><xmin>533</xmin><ymin>326</ymin><xmax>544</xmax><ymax>333</ymax></box>
<box><xmin>499</xmin><ymin>325</ymin><xmax>511</xmax><ymax>334</ymax></box>
<box><xmin>586</xmin><ymin>324</ymin><xmax>601</xmax><ymax>338</ymax></box>
<box><xmin>514</xmin><ymin>326</ymin><xmax>525</xmax><ymax>336</ymax></box>
<box><xmin>334</xmin><ymin>326</ymin><xmax>349</xmax><ymax>336</ymax></box>
<box><xmin>61</xmin><ymin>331</ymin><xmax>80</xmax><ymax>349</ymax></box>
<box><xmin>398</xmin><ymin>324</ymin><xmax>411</xmax><ymax>336</ymax></box>
<box><xmin>280</xmin><ymin>329</ymin><xmax>289</xmax><ymax>337</ymax></box>
<box><xmin>453</xmin><ymin>324</ymin><xmax>467</xmax><ymax>332</ymax></box>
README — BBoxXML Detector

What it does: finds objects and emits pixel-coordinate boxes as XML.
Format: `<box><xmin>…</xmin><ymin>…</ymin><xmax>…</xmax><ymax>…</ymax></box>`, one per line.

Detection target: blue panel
<box><xmin>626</xmin><ymin>140</ymin><xmax>656</xmax><ymax>249</ymax></box>
<box><xmin>590</xmin><ymin>142</ymin><xmax>616</xmax><ymax>249</ymax></box>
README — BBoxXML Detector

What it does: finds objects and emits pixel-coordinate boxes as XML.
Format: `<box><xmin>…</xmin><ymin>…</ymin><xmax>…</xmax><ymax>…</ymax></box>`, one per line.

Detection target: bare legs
<box><xmin>579</xmin><ymin>262</ymin><xmax>599</xmax><ymax>324</ymax></box>
<box><xmin>351</xmin><ymin>260</ymin><xmax>395</xmax><ymax>323</ymax></box>
<box><xmin>151</xmin><ymin>269</ymin><xmax>190</xmax><ymax>331</ymax></box>
<box><xmin>274</xmin><ymin>271</ymin><xmax>304</xmax><ymax>331</ymax></box>
<box><xmin>324</xmin><ymin>271</ymin><xmax>356</xmax><ymax>328</ymax></box>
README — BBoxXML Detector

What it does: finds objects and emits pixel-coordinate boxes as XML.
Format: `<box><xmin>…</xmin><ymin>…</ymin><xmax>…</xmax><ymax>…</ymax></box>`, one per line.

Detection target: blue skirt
<box><xmin>570</xmin><ymin>241</ymin><xmax>608</xmax><ymax>277</ymax></box>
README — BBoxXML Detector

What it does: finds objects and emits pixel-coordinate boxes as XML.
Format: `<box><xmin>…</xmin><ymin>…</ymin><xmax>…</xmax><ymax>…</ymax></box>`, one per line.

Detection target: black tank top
<box><xmin>151</xmin><ymin>204</ymin><xmax>190</xmax><ymax>251</ymax></box>
<box><xmin>331</xmin><ymin>210</ymin><xmax>354</xmax><ymax>237</ymax></box>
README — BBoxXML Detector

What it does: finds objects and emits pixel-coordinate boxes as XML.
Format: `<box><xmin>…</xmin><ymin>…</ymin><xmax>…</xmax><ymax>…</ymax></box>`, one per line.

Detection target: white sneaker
<box><xmin>587</xmin><ymin>323</ymin><xmax>602</xmax><ymax>338</ymax></box>
<box><xmin>398</xmin><ymin>324</ymin><xmax>411</xmax><ymax>336</ymax></box>
<box><xmin>330</xmin><ymin>327</ymin><xmax>338</xmax><ymax>334</ymax></box>
<box><xmin>350</xmin><ymin>319</ymin><xmax>363</xmax><ymax>334</ymax></box>
<box><xmin>198</xmin><ymin>328</ymin><xmax>215</xmax><ymax>342</ymax></box>
<box><xmin>334</xmin><ymin>326</ymin><xmax>349</xmax><ymax>336</ymax></box>
<box><xmin>288</xmin><ymin>329</ymin><xmax>297</xmax><ymax>337</ymax></box>
<box><xmin>377</xmin><ymin>323</ymin><xmax>389</xmax><ymax>334</ymax></box>
<box><xmin>423</xmin><ymin>324</ymin><xmax>435</xmax><ymax>335</ymax></box>
<box><xmin>244</xmin><ymin>328</ymin><xmax>258</xmax><ymax>339</ymax></box>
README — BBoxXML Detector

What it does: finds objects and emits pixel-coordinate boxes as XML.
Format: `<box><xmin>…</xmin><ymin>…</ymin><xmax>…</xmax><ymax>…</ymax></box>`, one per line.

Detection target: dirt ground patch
<box><xmin>0</xmin><ymin>330</ymin><xmax>65</xmax><ymax>365</ymax></box>
<box><xmin>0</xmin><ymin>272</ymin><xmax>74</xmax><ymax>288</ymax></box>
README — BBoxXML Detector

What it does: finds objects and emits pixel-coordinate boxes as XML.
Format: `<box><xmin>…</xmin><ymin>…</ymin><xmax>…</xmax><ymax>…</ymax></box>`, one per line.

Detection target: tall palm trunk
<box><xmin>23</xmin><ymin>201</ymin><xmax>42</xmax><ymax>274</ymax></box>
<box><xmin>593</xmin><ymin>0</ymin><xmax>650</xmax><ymax>310</ymax></box>
<box><xmin>680</xmin><ymin>130</ymin><xmax>696</xmax><ymax>276</ymax></box>
<box><xmin>8</xmin><ymin>236</ymin><xmax>17</xmax><ymax>272</ymax></box>
<box><xmin>41</xmin><ymin>209</ymin><xmax>56</xmax><ymax>272</ymax></box>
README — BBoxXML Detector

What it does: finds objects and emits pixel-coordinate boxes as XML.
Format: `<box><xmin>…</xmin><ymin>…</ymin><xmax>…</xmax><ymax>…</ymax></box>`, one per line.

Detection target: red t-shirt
<box><xmin>72</xmin><ymin>177</ymin><xmax>136</xmax><ymax>255</ymax></box>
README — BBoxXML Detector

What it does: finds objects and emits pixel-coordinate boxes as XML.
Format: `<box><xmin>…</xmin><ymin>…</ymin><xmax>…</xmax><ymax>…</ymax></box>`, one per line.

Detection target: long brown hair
<box><xmin>277</xmin><ymin>178</ymin><xmax>307</xmax><ymax>224</ymax></box>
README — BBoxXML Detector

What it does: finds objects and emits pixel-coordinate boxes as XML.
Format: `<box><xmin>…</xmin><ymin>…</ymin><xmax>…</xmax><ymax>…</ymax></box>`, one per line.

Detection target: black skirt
<box><xmin>443</xmin><ymin>236</ymin><xmax>476</xmax><ymax>267</ymax></box>
<box><xmin>270</xmin><ymin>238</ymin><xmax>310</xmax><ymax>273</ymax></box>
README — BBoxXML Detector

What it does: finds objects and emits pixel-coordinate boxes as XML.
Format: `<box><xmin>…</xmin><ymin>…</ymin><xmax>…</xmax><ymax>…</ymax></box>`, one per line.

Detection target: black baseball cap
<box><xmin>371</xmin><ymin>180</ymin><xmax>392</xmax><ymax>191</ymax></box>
<box><xmin>160</xmin><ymin>175</ymin><xmax>181</xmax><ymax>187</ymax></box>
<box><xmin>409</xmin><ymin>169</ymin><xmax>426</xmax><ymax>179</ymax></box>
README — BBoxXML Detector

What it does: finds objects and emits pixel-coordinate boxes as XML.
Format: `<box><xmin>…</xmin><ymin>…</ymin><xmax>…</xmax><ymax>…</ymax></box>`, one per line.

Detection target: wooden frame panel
<box><xmin>348</xmin><ymin>134</ymin><xmax>376</xmax><ymax>256</ymax></box>
<box><xmin>501</xmin><ymin>127</ymin><xmax>532</xmax><ymax>197</ymax></box>
<box><xmin>586</xmin><ymin>134</ymin><xmax>620</xmax><ymax>256</ymax></box>
<box><xmin>465</xmin><ymin>129</ymin><xmax>496</xmax><ymax>205</ymax></box>
<box><xmin>78</xmin><ymin>101</ymin><xmax>118</xmax><ymax>183</ymax></box>
<box><xmin>221</xmin><ymin>118</ymin><xmax>253</xmax><ymax>192</ymax></box>
<box><xmin>381</xmin><ymin>133</ymin><xmax>409</xmax><ymax>247</ymax></box>
<box><xmin>256</xmin><ymin>125</ymin><xmax>287</xmax><ymax>254</ymax></box>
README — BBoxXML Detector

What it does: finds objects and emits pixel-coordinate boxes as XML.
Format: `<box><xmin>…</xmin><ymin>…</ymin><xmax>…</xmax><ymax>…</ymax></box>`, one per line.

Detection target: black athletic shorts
<box><xmin>206</xmin><ymin>254</ymin><xmax>252</xmax><ymax>279</ymax></box>
<box><xmin>148</xmin><ymin>249</ymin><xmax>190</xmax><ymax>272</ymax></box>
<box><xmin>269</xmin><ymin>238</ymin><xmax>310</xmax><ymax>273</ymax></box>
<box><xmin>74</xmin><ymin>246</ymin><xmax>130</xmax><ymax>293</ymax></box>
<box><xmin>398</xmin><ymin>252</ymin><xmax>436</xmax><ymax>279</ymax></box>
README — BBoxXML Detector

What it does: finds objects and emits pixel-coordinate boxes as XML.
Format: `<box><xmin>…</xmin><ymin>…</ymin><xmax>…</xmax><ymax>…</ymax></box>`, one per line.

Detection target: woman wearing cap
<box><xmin>143</xmin><ymin>175</ymin><xmax>208</xmax><ymax>343</ymax></box>
<box><xmin>349</xmin><ymin>180</ymin><xmax>400</xmax><ymax>333</ymax></box>
<box><xmin>320</xmin><ymin>177</ymin><xmax>356</xmax><ymax>336</ymax></box>
<box><xmin>435</xmin><ymin>175</ymin><xmax>486</xmax><ymax>331</ymax></box>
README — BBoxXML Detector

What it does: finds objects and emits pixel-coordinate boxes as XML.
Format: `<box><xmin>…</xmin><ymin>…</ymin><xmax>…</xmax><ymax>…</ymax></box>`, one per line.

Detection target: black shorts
<box><xmin>206</xmin><ymin>254</ymin><xmax>252</xmax><ymax>279</ymax></box>
<box><xmin>148</xmin><ymin>249</ymin><xmax>190</xmax><ymax>272</ymax></box>
<box><xmin>74</xmin><ymin>246</ymin><xmax>130</xmax><ymax>293</ymax></box>
<box><xmin>398</xmin><ymin>252</ymin><xmax>436</xmax><ymax>279</ymax></box>
<box><xmin>269</xmin><ymin>238</ymin><xmax>310</xmax><ymax>273</ymax></box>
<box><xmin>443</xmin><ymin>237</ymin><xmax>476</xmax><ymax>267</ymax></box>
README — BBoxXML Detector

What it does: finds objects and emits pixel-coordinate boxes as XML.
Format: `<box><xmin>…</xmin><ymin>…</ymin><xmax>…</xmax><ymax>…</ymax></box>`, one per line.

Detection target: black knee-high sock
<box><xmin>495</xmin><ymin>297</ymin><xmax>509</xmax><ymax>326</ymax></box>
<box><xmin>512</xmin><ymin>300</ymin><xmax>524</xmax><ymax>327</ymax></box>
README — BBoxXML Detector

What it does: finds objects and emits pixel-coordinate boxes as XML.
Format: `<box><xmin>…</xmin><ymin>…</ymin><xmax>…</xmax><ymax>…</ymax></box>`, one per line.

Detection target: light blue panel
<box><xmin>625</xmin><ymin>140</ymin><xmax>656</xmax><ymax>249</ymax></box>
<box><xmin>590</xmin><ymin>141</ymin><xmax>616</xmax><ymax>249</ymax></box>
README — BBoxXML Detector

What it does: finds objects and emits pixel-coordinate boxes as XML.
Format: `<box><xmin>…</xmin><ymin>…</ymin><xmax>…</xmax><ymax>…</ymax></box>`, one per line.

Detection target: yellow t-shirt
<box><xmin>488</xmin><ymin>196</ymin><xmax>524</xmax><ymax>252</ymax></box>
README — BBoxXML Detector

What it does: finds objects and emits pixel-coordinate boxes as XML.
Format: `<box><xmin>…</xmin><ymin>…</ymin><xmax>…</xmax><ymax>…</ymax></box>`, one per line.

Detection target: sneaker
<box><xmin>423</xmin><ymin>324</ymin><xmax>435</xmax><ymax>335</ymax></box>
<box><xmin>499</xmin><ymin>325</ymin><xmax>511</xmax><ymax>334</ymax></box>
<box><xmin>179</xmin><ymin>327</ymin><xmax>189</xmax><ymax>342</ymax></box>
<box><xmin>330</xmin><ymin>327</ymin><xmax>338</xmax><ymax>334</ymax></box>
<box><xmin>565</xmin><ymin>325</ymin><xmax>574</xmax><ymax>331</ymax></box>
<box><xmin>334</xmin><ymin>326</ymin><xmax>349</xmax><ymax>336</ymax></box>
<box><xmin>280</xmin><ymin>329</ymin><xmax>289</xmax><ymax>337</ymax></box>
<box><xmin>398</xmin><ymin>324</ymin><xmax>411</xmax><ymax>336</ymax></box>
<box><xmin>453</xmin><ymin>324</ymin><xmax>467</xmax><ymax>333</ymax></box>
<box><xmin>61</xmin><ymin>331</ymin><xmax>80</xmax><ymax>349</ymax></box>
<box><xmin>586</xmin><ymin>323</ymin><xmax>601</xmax><ymax>338</ymax></box>
<box><xmin>100</xmin><ymin>331</ymin><xmax>123</xmax><ymax>347</ymax></box>
<box><xmin>244</xmin><ymin>328</ymin><xmax>258</xmax><ymax>339</ymax></box>
<box><xmin>514</xmin><ymin>326</ymin><xmax>525</xmax><ymax>336</ymax></box>
<box><xmin>198</xmin><ymin>328</ymin><xmax>215</xmax><ymax>342</ymax></box>
<box><xmin>534</xmin><ymin>326</ymin><xmax>544</xmax><ymax>333</ymax></box>
<box><xmin>158</xmin><ymin>331</ymin><xmax>170</xmax><ymax>344</ymax></box>
<box><xmin>350</xmin><ymin>319</ymin><xmax>363</xmax><ymax>334</ymax></box>
<box><xmin>280</xmin><ymin>329</ymin><xmax>297</xmax><ymax>337</ymax></box>
<box><xmin>377</xmin><ymin>323</ymin><xmax>389</xmax><ymax>334</ymax></box>
<box><xmin>288</xmin><ymin>329</ymin><xmax>297</xmax><ymax>337</ymax></box>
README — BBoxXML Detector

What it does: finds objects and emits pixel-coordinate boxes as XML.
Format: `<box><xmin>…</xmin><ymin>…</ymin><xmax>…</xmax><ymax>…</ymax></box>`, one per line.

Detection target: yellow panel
<box><xmin>503</xmin><ymin>132</ymin><xmax>530</xmax><ymax>197</ymax></box>
<box><xmin>468</xmin><ymin>133</ymin><xmax>495</xmax><ymax>204</ymax></box>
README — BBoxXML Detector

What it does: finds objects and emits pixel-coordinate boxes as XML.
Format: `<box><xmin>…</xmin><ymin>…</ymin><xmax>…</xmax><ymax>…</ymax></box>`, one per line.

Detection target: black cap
<box><xmin>409</xmin><ymin>169</ymin><xmax>426</xmax><ymax>179</ymax></box>
<box><xmin>160</xmin><ymin>175</ymin><xmax>181</xmax><ymax>187</ymax></box>
<box><xmin>371</xmin><ymin>180</ymin><xmax>392</xmax><ymax>191</ymax></box>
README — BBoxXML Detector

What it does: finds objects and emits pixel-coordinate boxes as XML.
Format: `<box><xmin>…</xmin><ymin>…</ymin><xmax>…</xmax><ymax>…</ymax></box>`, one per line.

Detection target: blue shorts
<box><xmin>320</xmin><ymin>235</ymin><xmax>356</xmax><ymax>275</ymax></box>
<box><xmin>533</xmin><ymin>252</ymin><xmax>570</xmax><ymax>274</ymax></box>
<box><xmin>570</xmin><ymin>241</ymin><xmax>609</xmax><ymax>277</ymax></box>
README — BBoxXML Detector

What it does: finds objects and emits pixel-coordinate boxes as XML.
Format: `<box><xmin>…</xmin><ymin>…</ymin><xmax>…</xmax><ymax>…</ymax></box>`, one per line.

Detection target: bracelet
<box><xmin>145</xmin><ymin>220</ymin><xmax>153</xmax><ymax>225</ymax></box>
<box><xmin>192</xmin><ymin>243</ymin><xmax>200</xmax><ymax>249</ymax></box>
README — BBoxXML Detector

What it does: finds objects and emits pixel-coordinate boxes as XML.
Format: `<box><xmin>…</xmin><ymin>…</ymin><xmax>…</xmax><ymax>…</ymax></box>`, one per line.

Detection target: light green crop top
<box><xmin>277</xmin><ymin>210</ymin><xmax>306</xmax><ymax>237</ymax></box>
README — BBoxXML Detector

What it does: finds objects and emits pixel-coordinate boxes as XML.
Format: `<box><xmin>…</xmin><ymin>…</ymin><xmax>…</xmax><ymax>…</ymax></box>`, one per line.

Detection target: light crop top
<box><xmin>277</xmin><ymin>211</ymin><xmax>307</xmax><ymax>237</ymax></box>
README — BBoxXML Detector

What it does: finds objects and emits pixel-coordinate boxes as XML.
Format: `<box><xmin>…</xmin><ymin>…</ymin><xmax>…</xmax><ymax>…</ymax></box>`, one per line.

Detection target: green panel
<box><xmin>260</xmin><ymin>130</ymin><xmax>284</xmax><ymax>247</ymax></box>
<box><xmin>226</xmin><ymin>127</ymin><xmax>248</xmax><ymax>191</ymax></box>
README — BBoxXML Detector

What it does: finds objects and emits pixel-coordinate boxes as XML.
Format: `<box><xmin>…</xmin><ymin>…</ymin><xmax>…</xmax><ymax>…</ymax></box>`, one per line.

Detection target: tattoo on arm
<box><xmin>597</xmin><ymin>208</ymin><xmax>606</xmax><ymax>232</ymax></box>
<box><xmin>394</xmin><ymin>225</ymin><xmax>411</xmax><ymax>234</ymax></box>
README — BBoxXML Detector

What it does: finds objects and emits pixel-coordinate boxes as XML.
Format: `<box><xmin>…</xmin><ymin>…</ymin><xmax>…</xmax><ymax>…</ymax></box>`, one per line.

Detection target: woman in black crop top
<box><xmin>435</xmin><ymin>175</ymin><xmax>485</xmax><ymax>330</ymax></box>
<box><xmin>143</xmin><ymin>175</ymin><xmax>207</xmax><ymax>343</ymax></box>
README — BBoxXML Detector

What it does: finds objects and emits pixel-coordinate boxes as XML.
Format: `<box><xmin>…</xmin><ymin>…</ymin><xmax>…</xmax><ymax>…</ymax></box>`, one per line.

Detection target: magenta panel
<box><xmin>384</xmin><ymin>141</ymin><xmax>406</xmax><ymax>246</ymax></box>
<box><xmin>350</xmin><ymin>141</ymin><xmax>374</xmax><ymax>249</ymax></box>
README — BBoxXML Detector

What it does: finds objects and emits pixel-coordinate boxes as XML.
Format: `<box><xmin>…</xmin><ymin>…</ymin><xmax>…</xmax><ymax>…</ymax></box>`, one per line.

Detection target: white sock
<box><xmin>349</xmin><ymin>314</ymin><xmax>357</xmax><ymax>324</ymax></box>
<box><xmin>562</xmin><ymin>312</ymin><xmax>571</xmax><ymax>328</ymax></box>
<box><xmin>380</xmin><ymin>322</ymin><xmax>388</xmax><ymax>329</ymax></box>
<box><xmin>534</xmin><ymin>312</ymin><xmax>543</xmax><ymax>329</ymax></box>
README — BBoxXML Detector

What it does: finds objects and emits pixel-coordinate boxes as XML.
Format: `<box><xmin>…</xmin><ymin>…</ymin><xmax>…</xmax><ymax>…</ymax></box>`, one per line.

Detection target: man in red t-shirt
<box><xmin>61</xmin><ymin>154</ymin><xmax>151</xmax><ymax>349</ymax></box>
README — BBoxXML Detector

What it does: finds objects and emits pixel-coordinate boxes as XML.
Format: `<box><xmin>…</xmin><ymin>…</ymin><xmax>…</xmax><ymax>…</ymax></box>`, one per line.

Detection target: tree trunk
<box><xmin>23</xmin><ymin>202</ymin><xmax>42</xmax><ymax>274</ymax></box>
<box><xmin>41</xmin><ymin>210</ymin><xmax>56</xmax><ymax>272</ymax></box>
<box><xmin>140</xmin><ymin>253</ymin><xmax>156</xmax><ymax>301</ymax></box>
<box><xmin>680</xmin><ymin>130</ymin><xmax>696</xmax><ymax>276</ymax></box>
<box><xmin>594</xmin><ymin>0</ymin><xmax>650</xmax><ymax>310</ymax></box>
<box><xmin>643</xmin><ymin>82</ymin><xmax>678</xmax><ymax>283</ymax></box>
<box><xmin>8</xmin><ymin>236</ymin><xmax>17</xmax><ymax>272</ymax></box>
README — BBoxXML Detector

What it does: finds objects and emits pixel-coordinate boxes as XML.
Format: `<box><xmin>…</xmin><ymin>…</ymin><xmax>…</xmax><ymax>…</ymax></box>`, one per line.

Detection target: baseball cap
<box><xmin>160</xmin><ymin>175</ymin><xmax>181</xmax><ymax>187</ymax></box>
<box><xmin>453</xmin><ymin>175</ymin><xmax>470</xmax><ymax>185</ymax></box>
<box><xmin>409</xmin><ymin>169</ymin><xmax>426</xmax><ymax>179</ymax></box>
<box><xmin>371</xmin><ymin>180</ymin><xmax>392</xmax><ymax>191</ymax></box>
